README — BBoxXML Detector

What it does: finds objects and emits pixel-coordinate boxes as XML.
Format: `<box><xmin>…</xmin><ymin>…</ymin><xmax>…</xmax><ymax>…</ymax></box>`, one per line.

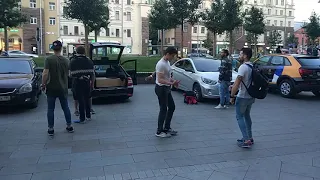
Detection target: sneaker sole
<box><xmin>48</xmin><ymin>133</ymin><xmax>54</xmax><ymax>136</ymax></box>
<box><xmin>155</xmin><ymin>134</ymin><xmax>171</xmax><ymax>138</ymax></box>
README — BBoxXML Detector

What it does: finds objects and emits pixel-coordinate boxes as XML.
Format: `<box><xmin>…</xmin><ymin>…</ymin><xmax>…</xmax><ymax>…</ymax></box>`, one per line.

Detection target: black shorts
<box><xmin>72</xmin><ymin>87</ymin><xmax>92</xmax><ymax>101</ymax></box>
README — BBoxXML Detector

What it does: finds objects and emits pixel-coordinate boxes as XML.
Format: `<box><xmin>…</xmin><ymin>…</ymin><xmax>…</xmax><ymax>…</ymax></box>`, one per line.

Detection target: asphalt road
<box><xmin>0</xmin><ymin>85</ymin><xmax>320</xmax><ymax>180</ymax></box>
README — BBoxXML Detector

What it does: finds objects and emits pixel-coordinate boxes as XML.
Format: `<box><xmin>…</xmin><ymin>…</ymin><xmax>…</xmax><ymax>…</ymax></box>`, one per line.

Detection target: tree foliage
<box><xmin>88</xmin><ymin>8</ymin><xmax>109</xmax><ymax>42</ymax></box>
<box><xmin>148</xmin><ymin>0</ymin><xmax>176</xmax><ymax>31</ymax></box>
<box><xmin>170</xmin><ymin>0</ymin><xmax>202</xmax><ymax>56</ymax></box>
<box><xmin>268</xmin><ymin>30</ymin><xmax>282</xmax><ymax>47</ymax></box>
<box><xmin>64</xmin><ymin>0</ymin><xmax>109</xmax><ymax>55</ymax></box>
<box><xmin>0</xmin><ymin>0</ymin><xmax>27</xmax><ymax>51</ymax></box>
<box><xmin>202</xmin><ymin>33</ymin><xmax>213</xmax><ymax>49</ymax></box>
<box><xmin>304</xmin><ymin>12</ymin><xmax>320</xmax><ymax>44</ymax></box>
<box><xmin>243</xmin><ymin>7</ymin><xmax>265</xmax><ymax>38</ymax></box>
<box><xmin>220</xmin><ymin>0</ymin><xmax>243</xmax><ymax>53</ymax></box>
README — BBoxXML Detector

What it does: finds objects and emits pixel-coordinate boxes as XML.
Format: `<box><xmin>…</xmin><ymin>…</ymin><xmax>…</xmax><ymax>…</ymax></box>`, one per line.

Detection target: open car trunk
<box><xmin>94</xmin><ymin>64</ymin><xmax>127</xmax><ymax>89</ymax></box>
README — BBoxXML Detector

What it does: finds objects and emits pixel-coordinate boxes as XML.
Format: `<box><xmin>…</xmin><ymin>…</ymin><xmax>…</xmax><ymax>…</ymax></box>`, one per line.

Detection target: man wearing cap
<box><xmin>41</xmin><ymin>40</ymin><xmax>74</xmax><ymax>136</ymax></box>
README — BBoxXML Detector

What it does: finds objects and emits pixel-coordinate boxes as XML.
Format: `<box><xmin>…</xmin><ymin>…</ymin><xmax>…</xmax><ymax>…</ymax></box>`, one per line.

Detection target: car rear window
<box><xmin>296</xmin><ymin>57</ymin><xmax>320</xmax><ymax>66</ymax></box>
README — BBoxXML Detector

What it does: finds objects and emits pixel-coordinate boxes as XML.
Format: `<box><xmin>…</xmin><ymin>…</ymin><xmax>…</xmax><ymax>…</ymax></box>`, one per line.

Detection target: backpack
<box><xmin>242</xmin><ymin>64</ymin><xmax>269</xmax><ymax>99</ymax></box>
<box><xmin>183</xmin><ymin>91</ymin><xmax>198</xmax><ymax>104</ymax></box>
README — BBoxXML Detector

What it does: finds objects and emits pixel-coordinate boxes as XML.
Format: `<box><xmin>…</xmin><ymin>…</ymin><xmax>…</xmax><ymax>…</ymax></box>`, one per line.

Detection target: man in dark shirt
<box><xmin>215</xmin><ymin>49</ymin><xmax>233</xmax><ymax>109</ymax></box>
<box><xmin>70</xmin><ymin>46</ymin><xmax>95</xmax><ymax>123</ymax></box>
<box><xmin>41</xmin><ymin>40</ymin><xmax>74</xmax><ymax>136</ymax></box>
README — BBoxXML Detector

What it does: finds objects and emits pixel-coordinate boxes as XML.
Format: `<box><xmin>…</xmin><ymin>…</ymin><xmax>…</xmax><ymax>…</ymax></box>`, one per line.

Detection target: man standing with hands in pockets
<box><xmin>155</xmin><ymin>47</ymin><xmax>180</xmax><ymax>138</ymax></box>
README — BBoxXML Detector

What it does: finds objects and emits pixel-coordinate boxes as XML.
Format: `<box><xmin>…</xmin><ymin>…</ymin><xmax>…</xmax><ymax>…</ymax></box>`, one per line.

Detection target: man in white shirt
<box><xmin>155</xmin><ymin>47</ymin><xmax>180</xmax><ymax>138</ymax></box>
<box><xmin>230</xmin><ymin>48</ymin><xmax>255</xmax><ymax>148</ymax></box>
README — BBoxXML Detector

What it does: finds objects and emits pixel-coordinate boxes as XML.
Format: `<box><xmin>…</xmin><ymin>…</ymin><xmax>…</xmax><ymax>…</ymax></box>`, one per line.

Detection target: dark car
<box><xmin>0</xmin><ymin>57</ymin><xmax>42</xmax><ymax>108</ymax></box>
<box><xmin>69</xmin><ymin>42</ymin><xmax>137</xmax><ymax>100</ymax></box>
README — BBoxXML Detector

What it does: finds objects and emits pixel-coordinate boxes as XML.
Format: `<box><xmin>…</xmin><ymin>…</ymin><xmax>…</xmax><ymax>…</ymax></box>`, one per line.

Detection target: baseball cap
<box><xmin>51</xmin><ymin>40</ymin><xmax>62</xmax><ymax>50</ymax></box>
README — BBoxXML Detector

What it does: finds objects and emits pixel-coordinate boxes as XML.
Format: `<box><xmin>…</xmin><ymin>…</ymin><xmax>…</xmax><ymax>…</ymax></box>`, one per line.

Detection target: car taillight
<box><xmin>127</xmin><ymin>77</ymin><xmax>133</xmax><ymax>87</ymax></box>
<box><xmin>299</xmin><ymin>68</ymin><xmax>313</xmax><ymax>76</ymax></box>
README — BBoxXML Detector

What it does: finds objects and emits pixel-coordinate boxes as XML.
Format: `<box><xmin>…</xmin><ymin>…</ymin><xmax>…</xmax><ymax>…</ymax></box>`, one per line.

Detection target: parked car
<box><xmin>254</xmin><ymin>54</ymin><xmax>320</xmax><ymax>98</ymax></box>
<box><xmin>171</xmin><ymin>57</ymin><xmax>237</xmax><ymax>101</ymax></box>
<box><xmin>70</xmin><ymin>42</ymin><xmax>137</xmax><ymax>100</ymax></box>
<box><xmin>0</xmin><ymin>57</ymin><xmax>42</xmax><ymax>108</ymax></box>
<box><xmin>7</xmin><ymin>50</ymin><xmax>39</xmax><ymax>58</ymax></box>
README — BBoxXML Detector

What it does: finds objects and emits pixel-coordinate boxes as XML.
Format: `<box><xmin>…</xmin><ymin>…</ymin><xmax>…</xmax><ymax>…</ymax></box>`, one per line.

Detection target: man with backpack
<box><xmin>230</xmin><ymin>48</ymin><xmax>268</xmax><ymax>148</ymax></box>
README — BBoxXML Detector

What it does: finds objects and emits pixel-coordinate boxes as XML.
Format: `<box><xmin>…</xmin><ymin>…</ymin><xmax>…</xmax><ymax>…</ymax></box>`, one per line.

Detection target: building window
<box><xmin>280</xmin><ymin>10</ymin><xmax>283</xmax><ymax>15</ymax></box>
<box><xmin>267</xmin><ymin>31</ymin><xmax>270</xmax><ymax>36</ymax></box>
<box><xmin>201</xmin><ymin>27</ymin><xmax>205</xmax><ymax>34</ymax></box>
<box><xmin>275</xmin><ymin>10</ymin><xmax>278</xmax><ymax>15</ymax></box>
<box><xmin>30</xmin><ymin>17</ymin><xmax>37</xmax><ymax>24</ymax></box>
<box><xmin>63</xmin><ymin>26</ymin><xmax>68</xmax><ymax>35</ymax></box>
<box><xmin>183</xmin><ymin>24</ymin><xmax>188</xmax><ymax>32</ymax></box>
<box><xmin>275</xmin><ymin>0</ymin><xmax>278</xmax><ymax>5</ymax></box>
<box><xmin>288</xmin><ymin>21</ymin><xmax>291</xmax><ymax>27</ymax></box>
<box><xmin>116</xmin><ymin>29</ymin><xmax>120</xmax><ymax>37</ymax></box>
<box><xmin>74</xmin><ymin>26</ymin><xmax>79</xmax><ymax>35</ymax></box>
<box><xmin>289</xmin><ymin>11</ymin><xmax>292</xmax><ymax>16</ymax></box>
<box><xmin>115</xmin><ymin>11</ymin><xmax>120</xmax><ymax>20</ymax></box>
<box><xmin>193</xmin><ymin>27</ymin><xmax>197</xmax><ymax>33</ymax></box>
<box><xmin>260</xmin><ymin>0</ymin><xmax>263</xmax><ymax>3</ymax></box>
<box><xmin>281</xmin><ymin>0</ymin><xmax>284</xmax><ymax>5</ymax></box>
<box><xmin>126</xmin><ymin>12</ymin><xmax>131</xmax><ymax>21</ymax></box>
<box><xmin>106</xmin><ymin>28</ymin><xmax>110</xmax><ymax>36</ymax></box>
<box><xmin>127</xmin><ymin>0</ymin><xmax>131</xmax><ymax>5</ymax></box>
<box><xmin>49</xmin><ymin>2</ymin><xmax>55</xmax><ymax>10</ymax></box>
<box><xmin>280</xmin><ymin>21</ymin><xmax>283</xmax><ymax>26</ymax></box>
<box><xmin>127</xmin><ymin>29</ymin><xmax>131</xmax><ymax>37</ymax></box>
<box><xmin>274</xmin><ymin>20</ymin><xmax>277</xmax><ymax>26</ymax></box>
<box><xmin>267</xmin><ymin>9</ymin><xmax>271</xmax><ymax>15</ymax></box>
<box><xmin>287</xmin><ymin>33</ymin><xmax>290</xmax><ymax>37</ymax></box>
<box><xmin>30</xmin><ymin>0</ymin><xmax>36</xmax><ymax>8</ymax></box>
<box><xmin>115</xmin><ymin>0</ymin><xmax>119</xmax><ymax>4</ymax></box>
<box><xmin>267</xmin><ymin>20</ymin><xmax>270</xmax><ymax>25</ymax></box>
<box><xmin>49</xmin><ymin>17</ymin><xmax>56</xmax><ymax>25</ymax></box>
<box><xmin>8</xmin><ymin>38</ymin><xmax>14</xmax><ymax>43</ymax></box>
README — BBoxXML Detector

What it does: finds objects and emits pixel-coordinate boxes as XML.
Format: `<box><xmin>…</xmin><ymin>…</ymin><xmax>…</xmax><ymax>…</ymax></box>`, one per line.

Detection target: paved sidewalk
<box><xmin>0</xmin><ymin>85</ymin><xmax>320</xmax><ymax>180</ymax></box>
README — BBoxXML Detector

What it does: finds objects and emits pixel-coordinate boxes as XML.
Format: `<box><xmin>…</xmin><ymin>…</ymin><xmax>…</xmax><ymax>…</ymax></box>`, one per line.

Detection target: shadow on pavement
<box><xmin>0</xmin><ymin>106</ymin><xmax>31</xmax><ymax>114</ymax></box>
<box><xmin>92</xmin><ymin>97</ymin><xmax>131</xmax><ymax>105</ymax></box>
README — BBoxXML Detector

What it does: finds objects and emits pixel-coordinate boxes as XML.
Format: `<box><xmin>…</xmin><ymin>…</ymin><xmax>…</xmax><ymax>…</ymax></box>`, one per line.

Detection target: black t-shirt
<box><xmin>69</xmin><ymin>55</ymin><xmax>94</xmax><ymax>88</ymax></box>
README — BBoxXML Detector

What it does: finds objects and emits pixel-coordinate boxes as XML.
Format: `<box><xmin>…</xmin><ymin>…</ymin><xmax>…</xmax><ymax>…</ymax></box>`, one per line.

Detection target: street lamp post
<box><xmin>283</xmin><ymin>0</ymin><xmax>287</xmax><ymax>48</ymax></box>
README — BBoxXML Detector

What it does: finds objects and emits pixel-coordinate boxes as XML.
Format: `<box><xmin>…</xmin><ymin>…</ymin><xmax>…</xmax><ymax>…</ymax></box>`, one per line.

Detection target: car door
<box><xmin>254</xmin><ymin>55</ymin><xmax>272</xmax><ymax>82</ymax></box>
<box><xmin>267</xmin><ymin>56</ymin><xmax>285</xmax><ymax>85</ymax></box>
<box><xmin>182</xmin><ymin>59</ymin><xmax>196</xmax><ymax>91</ymax></box>
<box><xmin>172</xmin><ymin>60</ymin><xmax>187</xmax><ymax>90</ymax></box>
<box><xmin>121</xmin><ymin>60</ymin><xmax>137</xmax><ymax>85</ymax></box>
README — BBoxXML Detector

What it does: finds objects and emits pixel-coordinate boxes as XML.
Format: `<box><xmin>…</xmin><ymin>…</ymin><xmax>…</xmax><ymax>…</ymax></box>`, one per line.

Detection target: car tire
<box><xmin>119</xmin><ymin>96</ymin><xmax>130</xmax><ymax>101</ymax></box>
<box><xmin>193</xmin><ymin>83</ymin><xmax>203</xmax><ymax>102</ymax></box>
<box><xmin>312</xmin><ymin>91</ymin><xmax>320</xmax><ymax>97</ymax></box>
<box><xmin>29</xmin><ymin>96</ymin><xmax>39</xmax><ymax>109</ymax></box>
<box><xmin>279</xmin><ymin>79</ymin><xmax>296</xmax><ymax>98</ymax></box>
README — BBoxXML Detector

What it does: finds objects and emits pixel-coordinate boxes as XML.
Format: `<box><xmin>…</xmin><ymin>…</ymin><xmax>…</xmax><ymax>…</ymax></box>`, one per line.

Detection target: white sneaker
<box><xmin>224</xmin><ymin>105</ymin><xmax>229</xmax><ymax>108</ymax></box>
<box><xmin>215</xmin><ymin>104</ymin><xmax>225</xmax><ymax>109</ymax></box>
<box><xmin>155</xmin><ymin>132</ymin><xmax>171</xmax><ymax>138</ymax></box>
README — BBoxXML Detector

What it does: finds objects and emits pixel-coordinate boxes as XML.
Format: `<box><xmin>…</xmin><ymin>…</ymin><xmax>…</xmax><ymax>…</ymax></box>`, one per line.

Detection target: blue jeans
<box><xmin>235</xmin><ymin>97</ymin><xmax>255</xmax><ymax>140</ymax></box>
<box><xmin>47</xmin><ymin>95</ymin><xmax>72</xmax><ymax>128</ymax></box>
<box><xmin>219</xmin><ymin>81</ymin><xmax>230</xmax><ymax>106</ymax></box>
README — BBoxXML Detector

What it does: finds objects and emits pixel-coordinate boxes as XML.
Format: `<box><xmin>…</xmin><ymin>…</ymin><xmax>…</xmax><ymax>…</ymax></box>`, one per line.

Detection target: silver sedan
<box><xmin>171</xmin><ymin>57</ymin><xmax>237</xmax><ymax>101</ymax></box>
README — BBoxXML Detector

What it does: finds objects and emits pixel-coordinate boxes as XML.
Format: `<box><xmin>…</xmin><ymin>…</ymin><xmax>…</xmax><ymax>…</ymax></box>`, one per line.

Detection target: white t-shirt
<box><xmin>155</xmin><ymin>58</ymin><xmax>171</xmax><ymax>86</ymax></box>
<box><xmin>237</xmin><ymin>62</ymin><xmax>253</xmax><ymax>98</ymax></box>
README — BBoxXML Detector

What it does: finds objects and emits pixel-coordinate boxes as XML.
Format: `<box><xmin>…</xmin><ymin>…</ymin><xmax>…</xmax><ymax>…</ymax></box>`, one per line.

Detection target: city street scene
<box><xmin>1</xmin><ymin>0</ymin><xmax>320</xmax><ymax>180</ymax></box>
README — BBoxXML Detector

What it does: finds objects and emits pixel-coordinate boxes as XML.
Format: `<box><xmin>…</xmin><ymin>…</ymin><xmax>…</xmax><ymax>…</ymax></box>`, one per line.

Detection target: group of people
<box><xmin>154</xmin><ymin>47</ymin><xmax>255</xmax><ymax>148</ymax></box>
<box><xmin>41</xmin><ymin>40</ymin><xmax>95</xmax><ymax>136</ymax></box>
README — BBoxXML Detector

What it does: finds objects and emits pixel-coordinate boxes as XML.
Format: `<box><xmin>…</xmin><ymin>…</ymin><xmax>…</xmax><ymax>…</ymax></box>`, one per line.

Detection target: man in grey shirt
<box><xmin>155</xmin><ymin>47</ymin><xmax>179</xmax><ymax>138</ymax></box>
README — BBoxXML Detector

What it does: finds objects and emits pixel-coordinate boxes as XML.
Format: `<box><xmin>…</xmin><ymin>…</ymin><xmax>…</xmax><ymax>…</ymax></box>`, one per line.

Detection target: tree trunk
<box><xmin>94</xmin><ymin>29</ymin><xmax>98</xmax><ymax>43</ymax></box>
<box><xmin>180</xmin><ymin>22</ymin><xmax>184</xmax><ymax>58</ymax></box>
<box><xmin>254</xmin><ymin>35</ymin><xmax>257</xmax><ymax>59</ymax></box>
<box><xmin>228</xmin><ymin>30</ymin><xmax>234</xmax><ymax>54</ymax></box>
<box><xmin>213</xmin><ymin>32</ymin><xmax>217</xmax><ymax>58</ymax></box>
<box><xmin>84</xmin><ymin>24</ymin><xmax>90</xmax><ymax>57</ymax></box>
<box><xmin>4</xmin><ymin>26</ymin><xmax>9</xmax><ymax>51</ymax></box>
<box><xmin>160</xmin><ymin>29</ymin><xmax>164</xmax><ymax>56</ymax></box>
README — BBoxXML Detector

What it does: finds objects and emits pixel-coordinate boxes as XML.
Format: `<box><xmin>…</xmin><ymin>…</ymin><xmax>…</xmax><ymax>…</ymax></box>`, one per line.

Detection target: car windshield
<box><xmin>92</xmin><ymin>46</ymin><xmax>122</xmax><ymax>61</ymax></box>
<box><xmin>193</xmin><ymin>59</ymin><xmax>221</xmax><ymax>72</ymax></box>
<box><xmin>0</xmin><ymin>60</ymin><xmax>31</xmax><ymax>74</ymax></box>
<box><xmin>296</xmin><ymin>57</ymin><xmax>320</xmax><ymax>66</ymax></box>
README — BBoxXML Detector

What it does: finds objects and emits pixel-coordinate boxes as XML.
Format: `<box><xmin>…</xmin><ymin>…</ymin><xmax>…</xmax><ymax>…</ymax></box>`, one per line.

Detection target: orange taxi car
<box><xmin>254</xmin><ymin>54</ymin><xmax>320</xmax><ymax>98</ymax></box>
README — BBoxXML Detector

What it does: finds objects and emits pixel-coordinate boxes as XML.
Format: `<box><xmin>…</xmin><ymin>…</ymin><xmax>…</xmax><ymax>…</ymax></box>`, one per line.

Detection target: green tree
<box><xmin>243</xmin><ymin>6</ymin><xmax>265</xmax><ymax>57</ymax></box>
<box><xmin>88</xmin><ymin>9</ymin><xmax>109</xmax><ymax>43</ymax></box>
<box><xmin>148</xmin><ymin>0</ymin><xmax>176</xmax><ymax>55</ymax></box>
<box><xmin>268</xmin><ymin>30</ymin><xmax>282</xmax><ymax>49</ymax></box>
<box><xmin>170</xmin><ymin>0</ymin><xmax>202</xmax><ymax>57</ymax></box>
<box><xmin>220</xmin><ymin>0</ymin><xmax>243</xmax><ymax>53</ymax></box>
<box><xmin>245</xmin><ymin>32</ymin><xmax>255</xmax><ymax>48</ymax></box>
<box><xmin>202</xmin><ymin>33</ymin><xmax>213</xmax><ymax>50</ymax></box>
<box><xmin>304</xmin><ymin>12</ymin><xmax>320</xmax><ymax>45</ymax></box>
<box><xmin>286</xmin><ymin>34</ymin><xmax>298</xmax><ymax>47</ymax></box>
<box><xmin>0</xmin><ymin>0</ymin><xmax>26</xmax><ymax>51</ymax></box>
<box><xmin>64</xmin><ymin>0</ymin><xmax>109</xmax><ymax>55</ymax></box>
<box><xmin>201</xmin><ymin>0</ymin><xmax>224</xmax><ymax>57</ymax></box>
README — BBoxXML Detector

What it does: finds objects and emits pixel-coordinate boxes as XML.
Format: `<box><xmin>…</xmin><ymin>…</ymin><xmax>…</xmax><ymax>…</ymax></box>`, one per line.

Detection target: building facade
<box><xmin>58</xmin><ymin>0</ymin><xmax>152</xmax><ymax>55</ymax></box>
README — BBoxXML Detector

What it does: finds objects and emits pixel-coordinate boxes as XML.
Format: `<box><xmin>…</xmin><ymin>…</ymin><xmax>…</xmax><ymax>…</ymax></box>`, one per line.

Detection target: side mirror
<box><xmin>34</xmin><ymin>67</ymin><xmax>43</xmax><ymax>73</ymax></box>
<box><xmin>185</xmin><ymin>69</ymin><xmax>194</xmax><ymax>73</ymax></box>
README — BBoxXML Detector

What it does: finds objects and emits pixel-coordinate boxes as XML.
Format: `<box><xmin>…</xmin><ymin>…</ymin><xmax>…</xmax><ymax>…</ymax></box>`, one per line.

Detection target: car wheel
<box><xmin>29</xmin><ymin>96</ymin><xmax>39</xmax><ymax>109</ymax></box>
<box><xmin>279</xmin><ymin>79</ymin><xmax>296</xmax><ymax>98</ymax></box>
<box><xmin>193</xmin><ymin>83</ymin><xmax>203</xmax><ymax>102</ymax></box>
<box><xmin>312</xmin><ymin>90</ymin><xmax>320</xmax><ymax>97</ymax></box>
<box><xmin>119</xmin><ymin>96</ymin><xmax>130</xmax><ymax>101</ymax></box>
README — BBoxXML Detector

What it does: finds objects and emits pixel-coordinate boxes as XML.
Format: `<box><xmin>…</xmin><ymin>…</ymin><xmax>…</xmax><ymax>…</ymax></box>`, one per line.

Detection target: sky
<box><xmin>295</xmin><ymin>0</ymin><xmax>320</xmax><ymax>22</ymax></box>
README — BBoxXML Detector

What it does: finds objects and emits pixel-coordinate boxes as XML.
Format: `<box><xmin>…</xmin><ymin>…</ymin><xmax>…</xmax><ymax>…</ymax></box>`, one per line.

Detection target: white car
<box><xmin>171</xmin><ymin>57</ymin><xmax>237</xmax><ymax>101</ymax></box>
<box><xmin>8</xmin><ymin>50</ymin><xmax>38</xmax><ymax>58</ymax></box>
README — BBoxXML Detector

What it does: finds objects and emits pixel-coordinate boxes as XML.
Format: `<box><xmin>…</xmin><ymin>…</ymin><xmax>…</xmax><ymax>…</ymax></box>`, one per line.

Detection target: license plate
<box><xmin>0</xmin><ymin>96</ymin><xmax>10</xmax><ymax>101</ymax></box>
